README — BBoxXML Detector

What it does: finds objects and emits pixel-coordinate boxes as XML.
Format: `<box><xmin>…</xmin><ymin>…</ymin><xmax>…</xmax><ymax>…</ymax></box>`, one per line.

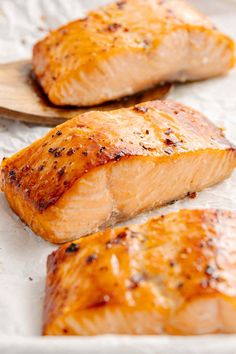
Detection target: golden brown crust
<box><xmin>43</xmin><ymin>209</ymin><xmax>236</xmax><ymax>335</ymax></box>
<box><xmin>32</xmin><ymin>0</ymin><xmax>235</xmax><ymax>106</ymax></box>
<box><xmin>1</xmin><ymin>100</ymin><xmax>233</xmax><ymax>212</ymax></box>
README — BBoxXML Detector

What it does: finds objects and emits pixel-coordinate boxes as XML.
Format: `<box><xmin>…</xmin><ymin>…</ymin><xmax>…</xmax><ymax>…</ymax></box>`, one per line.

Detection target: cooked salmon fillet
<box><xmin>32</xmin><ymin>0</ymin><xmax>235</xmax><ymax>106</ymax></box>
<box><xmin>43</xmin><ymin>209</ymin><xmax>236</xmax><ymax>335</ymax></box>
<box><xmin>1</xmin><ymin>100</ymin><xmax>236</xmax><ymax>244</ymax></box>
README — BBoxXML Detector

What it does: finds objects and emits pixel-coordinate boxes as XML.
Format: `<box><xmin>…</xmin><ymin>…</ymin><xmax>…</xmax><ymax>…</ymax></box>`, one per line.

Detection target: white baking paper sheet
<box><xmin>0</xmin><ymin>0</ymin><xmax>236</xmax><ymax>353</ymax></box>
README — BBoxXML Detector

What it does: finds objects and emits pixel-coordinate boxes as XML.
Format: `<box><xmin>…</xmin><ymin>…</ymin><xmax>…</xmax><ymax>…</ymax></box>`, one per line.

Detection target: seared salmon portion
<box><xmin>0</xmin><ymin>100</ymin><xmax>236</xmax><ymax>244</ymax></box>
<box><xmin>32</xmin><ymin>0</ymin><xmax>234</xmax><ymax>106</ymax></box>
<box><xmin>43</xmin><ymin>209</ymin><xmax>236</xmax><ymax>335</ymax></box>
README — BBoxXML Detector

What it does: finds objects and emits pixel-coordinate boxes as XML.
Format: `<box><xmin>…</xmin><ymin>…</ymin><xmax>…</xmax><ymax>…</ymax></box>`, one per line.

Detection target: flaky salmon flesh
<box><xmin>32</xmin><ymin>0</ymin><xmax>235</xmax><ymax>107</ymax></box>
<box><xmin>43</xmin><ymin>209</ymin><xmax>236</xmax><ymax>335</ymax></box>
<box><xmin>0</xmin><ymin>100</ymin><xmax>236</xmax><ymax>244</ymax></box>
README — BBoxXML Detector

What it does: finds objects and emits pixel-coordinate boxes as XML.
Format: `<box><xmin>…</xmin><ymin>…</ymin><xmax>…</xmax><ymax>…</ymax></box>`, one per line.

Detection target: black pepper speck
<box><xmin>58</xmin><ymin>166</ymin><xmax>65</xmax><ymax>178</ymax></box>
<box><xmin>67</xmin><ymin>148</ymin><xmax>75</xmax><ymax>156</ymax></box>
<box><xmin>9</xmin><ymin>169</ymin><xmax>17</xmax><ymax>181</ymax></box>
<box><xmin>86</xmin><ymin>253</ymin><xmax>98</xmax><ymax>264</ymax></box>
<box><xmin>65</xmin><ymin>243</ymin><xmax>80</xmax><ymax>253</ymax></box>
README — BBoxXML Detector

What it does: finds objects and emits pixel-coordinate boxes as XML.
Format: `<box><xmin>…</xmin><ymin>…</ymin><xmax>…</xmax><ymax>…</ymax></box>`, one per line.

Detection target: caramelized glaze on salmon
<box><xmin>1</xmin><ymin>100</ymin><xmax>236</xmax><ymax>244</ymax></box>
<box><xmin>43</xmin><ymin>209</ymin><xmax>236</xmax><ymax>335</ymax></box>
<box><xmin>32</xmin><ymin>0</ymin><xmax>235</xmax><ymax>106</ymax></box>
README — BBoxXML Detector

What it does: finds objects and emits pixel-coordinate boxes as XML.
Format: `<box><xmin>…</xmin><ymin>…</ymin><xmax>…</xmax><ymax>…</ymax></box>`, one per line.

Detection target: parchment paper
<box><xmin>0</xmin><ymin>0</ymin><xmax>236</xmax><ymax>352</ymax></box>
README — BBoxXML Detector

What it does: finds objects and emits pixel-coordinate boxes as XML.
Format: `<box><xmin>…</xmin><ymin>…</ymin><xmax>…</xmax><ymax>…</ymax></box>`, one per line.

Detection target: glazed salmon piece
<box><xmin>43</xmin><ymin>209</ymin><xmax>236</xmax><ymax>335</ymax></box>
<box><xmin>32</xmin><ymin>0</ymin><xmax>235</xmax><ymax>106</ymax></box>
<box><xmin>1</xmin><ymin>100</ymin><xmax>236</xmax><ymax>244</ymax></box>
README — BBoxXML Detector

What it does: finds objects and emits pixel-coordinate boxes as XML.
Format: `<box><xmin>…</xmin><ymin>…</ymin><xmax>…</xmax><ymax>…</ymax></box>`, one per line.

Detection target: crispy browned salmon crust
<box><xmin>1</xmin><ymin>100</ymin><xmax>236</xmax><ymax>243</ymax></box>
<box><xmin>43</xmin><ymin>209</ymin><xmax>236</xmax><ymax>335</ymax></box>
<box><xmin>32</xmin><ymin>0</ymin><xmax>235</xmax><ymax>106</ymax></box>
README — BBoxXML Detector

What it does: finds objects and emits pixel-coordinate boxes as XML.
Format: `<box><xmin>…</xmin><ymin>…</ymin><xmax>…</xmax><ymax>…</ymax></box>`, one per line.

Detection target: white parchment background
<box><xmin>0</xmin><ymin>0</ymin><xmax>236</xmax><ymax>353</ymax></box>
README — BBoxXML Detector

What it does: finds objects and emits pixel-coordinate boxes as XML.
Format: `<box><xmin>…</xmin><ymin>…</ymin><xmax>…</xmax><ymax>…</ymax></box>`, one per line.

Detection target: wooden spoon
<box><xmin>0</xmin><ymin>60</ymin><xmax>172</xmax><ymax>126</ymax></box>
